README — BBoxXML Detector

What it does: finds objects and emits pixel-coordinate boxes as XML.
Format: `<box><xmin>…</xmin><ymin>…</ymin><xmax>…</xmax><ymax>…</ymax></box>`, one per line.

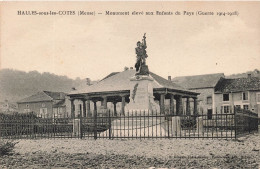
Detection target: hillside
<box><xmin>0</xmin><ymin>69</ymin><xmax>86</xmax><ymax>102</ymax></box>
<box><xmin>0</xmin><ymin>68</ymin><xmax>259</xmax><ymax>103</ymax></box>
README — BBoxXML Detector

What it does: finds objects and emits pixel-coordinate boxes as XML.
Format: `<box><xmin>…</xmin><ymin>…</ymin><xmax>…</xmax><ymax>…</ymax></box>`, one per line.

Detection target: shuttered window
<box><xmin>223</xmin><ymin>106</ymin><xmax>230</xmax><ymax>113</ymax></box>
<box><xmin>243</xmin><ymin>105</ymin><xmax>249</xmax><ymax>110</ymax></box>
<box><xmin>207</xmin><ymin>97</ymin><xmax>212</xmax><ymax>104</ymax></box>
<box><xmin>257</xmin><ymin>93</ymin><xmax>260</xmax><ymax>103</ymax></box>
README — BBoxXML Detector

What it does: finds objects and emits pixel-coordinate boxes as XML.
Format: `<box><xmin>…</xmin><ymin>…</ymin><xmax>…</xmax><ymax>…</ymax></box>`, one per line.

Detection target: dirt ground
<box><xmin>1</xmin><ymin>133</ymin><xmax>259</xmax><ymax>168</ymax></box>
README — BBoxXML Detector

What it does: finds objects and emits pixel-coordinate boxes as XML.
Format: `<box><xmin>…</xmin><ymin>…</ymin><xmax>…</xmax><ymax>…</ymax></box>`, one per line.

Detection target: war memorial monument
<box><xmin>68</xmin><ymin>34</ymin><xmax>199</xmax><ymax>137</ymax></box>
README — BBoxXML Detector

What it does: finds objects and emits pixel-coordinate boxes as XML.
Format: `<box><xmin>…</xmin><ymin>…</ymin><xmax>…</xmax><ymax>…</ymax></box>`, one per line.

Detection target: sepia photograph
<box><xmin>0</xmin><ymin>1</ymin><xmax>260</xmax><ymax>168</ymax></box>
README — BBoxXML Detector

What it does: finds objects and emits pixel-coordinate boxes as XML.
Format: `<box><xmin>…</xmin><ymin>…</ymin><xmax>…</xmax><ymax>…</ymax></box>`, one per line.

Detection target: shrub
<box><xmin>0</xmin><ymin>139</ymin><xmax>18</xmax><ymax>156</ymax></box>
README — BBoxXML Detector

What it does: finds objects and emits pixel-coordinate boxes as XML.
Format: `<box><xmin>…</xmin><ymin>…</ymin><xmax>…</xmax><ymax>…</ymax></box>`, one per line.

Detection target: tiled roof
<box><xmin>215</xmin><ymin>77</ymin><xmax>260</xmax><ymax>93</ymax></box>
<box><xmin>100</xmin><ymin>72</ymin><xmax>120</xmax><ymax>81</ymax></box>
<box><xmin>149</xmin><ymin>72</ymin><xmax>184</xmax><ymax>90</ymax></box>
<box><xmin>69</xmin><ymin>69</ymin><xmax>190</xmax><ymax>95</ymax></box>
<box><xmin>172</xmin><ymin>73</ymin><xmax>224</xmax><ymax>89</ymax></box>
<box><xmin>17</xmin><ymin>91</ymin><xmax>66</xmax><ymax>103</ymax></box>
<box><xmin>53</xmin><ymin>100</ymin><xmax>66</xmax><ymax>108</ymax></box>
<box><xmin>43</xmin><ymin>91</ymin><xmax>66</xmax><ymax>100</ymax></box>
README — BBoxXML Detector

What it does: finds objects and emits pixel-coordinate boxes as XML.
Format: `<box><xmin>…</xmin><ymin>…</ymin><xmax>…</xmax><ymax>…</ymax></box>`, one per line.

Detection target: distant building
<box><xmin>17</xmin><ymin>91</ymin><xmax>67</xmax><ymax>118</ymax></box>
<box><xmin>172</xmin><ymin>73</ymin><xmax>225</xmax><ymax>116</ymax></box>
<box><xmin>0</xmin><ymin>100</ymin><xmax>17</xmax><ymax>113</ymax></box>
<box><xmin>214</xmin><ymin>74</ymin><xmax>260</xmax><ymax>116</ymax></box>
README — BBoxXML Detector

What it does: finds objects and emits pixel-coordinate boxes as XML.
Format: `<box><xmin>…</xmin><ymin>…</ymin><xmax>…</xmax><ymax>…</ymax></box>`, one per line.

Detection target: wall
<box><xmin>18</xmin><ymin>101</ymin><xmax>53</xmax><ymax>117</ymax></box>
<box><xmin>64</xmin><ymin>96</ymin><xmax>72</xmax><ymax>117</ymax></box>
<box><xmin>249</xmin><ymin>91</ymin><xmax>260</xmax><ymax>116</ymax></box>
<box><xmin>190</xmin><ymin>88</ymin><xmax>215</xmax><ymax>114</ymax></box>
<box><xmin>53</xmin><ymin>106</ymin><xmax>66</xmax><ymax>118</ymax></box>
<box><xmin>214</xmin><ymin>91</ymin><xmax>260</xmax><ymax>115</ymax></box>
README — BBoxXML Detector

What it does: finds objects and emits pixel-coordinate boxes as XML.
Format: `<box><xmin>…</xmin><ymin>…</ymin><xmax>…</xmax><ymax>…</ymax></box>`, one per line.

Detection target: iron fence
<box><xmin>0</xmin><ymin>108</ymin><xmax>258</xmax><ymax>140</ymax></box>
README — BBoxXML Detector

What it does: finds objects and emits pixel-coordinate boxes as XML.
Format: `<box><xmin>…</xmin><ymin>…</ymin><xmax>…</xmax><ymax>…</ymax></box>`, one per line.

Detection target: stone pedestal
<box><xmin>100</xmin><ymin>116</ymin><xmax>166</xmax><ymax>138</ymax></box>
<box><xmin>73</xmin><ymin>118</ymin><xmax>81</xmax><ymax>136</ymax></box>
<box><xmin>196</xmin><ymin>117</ymin><xmax>204</xmax><ymax>134</ymax></box>
<box><xmin>125</xmin><ymin>75</ymin><xmax>159</xmax><ymax>114</ymax></box>
<box><xmin>171</xmin><ymin>116</ymin><xmax>181</xmax><ymax>136</ymax></box>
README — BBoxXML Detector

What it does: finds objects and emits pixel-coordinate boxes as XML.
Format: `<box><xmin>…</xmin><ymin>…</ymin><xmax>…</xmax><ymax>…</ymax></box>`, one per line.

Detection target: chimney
<box><xmin>130</xmin><ymin>67</ymin><xmax>133</xmax><ymax>69</ymax></box>
<box><xmin>72</xmin><ymin>87</ymin><xmax>76</xmax><ymax>91</ymax></box>
<box><xmin>168</xmin><ymin>76</ymin><xmax>171</xmax><ymax>81</ymax></box>
<box><xmin>124</xmin><ymin>67</ymin><xmax>129</xmax><ymax>71</ymax></box>
<box><xmin>86</xmin><ymin>78</ymin><xmax>91</xmax><ymax>86</ymax></box>
<box><xmin>247</xmin><ymin>74</ymin><xmax>252</xmax><ymax>80</ymax></box>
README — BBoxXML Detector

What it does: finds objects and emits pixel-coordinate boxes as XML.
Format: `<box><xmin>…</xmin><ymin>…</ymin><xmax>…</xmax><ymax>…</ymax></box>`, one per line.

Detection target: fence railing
<box><xmin>0</xmin><ymin>109</ymin><xmax>258</xmax><ymax>139</ymax></box>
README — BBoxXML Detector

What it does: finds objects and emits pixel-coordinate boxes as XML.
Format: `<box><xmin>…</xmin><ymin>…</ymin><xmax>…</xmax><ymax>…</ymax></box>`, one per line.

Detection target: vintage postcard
<box><xmin>0</xmin><ymin>1</ymin><xmax>259</xmax><ymax>168</ymax></box>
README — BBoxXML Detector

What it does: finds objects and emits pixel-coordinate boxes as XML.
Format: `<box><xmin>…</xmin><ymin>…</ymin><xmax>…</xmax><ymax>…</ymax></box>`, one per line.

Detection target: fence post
<box><xmin>80</xmin><ymin>115</ymin><xmax>83</xmax><ymax>139</ymax></box>
<box><xmin>167</xmin><ymin>113</ymin><xmax>170</xmax><ymax>139</ymax></box>
<box><xmin>73</xmin><ymin>117</ymin><xmax>81</xmax><ymax>138</ymax></box>
<box><xmin>196</xmin><ymin>116</ymin><xmax>203</xmax><ymax>135</ymax></box>
<box><xmin>257</xmin><ymin>114</ymin><xmax>259</xmax><ymax>132</ymax></box>
<box><xmin>234</xmin><ymin>106</ymin><xmax>237</xmax><ymax>139</ymax></box>
<box><xmin>94</xmin><ymin>106</ymin><xmax>97</xmax><ymax>140</ymax></box>
<box><xmin>108</xmin><ymin>110</ymin><xmax>111</xmax><ymax>139</ymax></box>
<box><xmin>32</xmin><ymin>114</ymin><xmax>36</xmax><ymax>139</ymax></box>
<box><xmin>171</xmin><ymin>116</ymin><xmax>181</xmax><ymax>137</ymax></box>
<box><xmin>248</xmin><ymin>115</ymin><xmax>251</xmax><ymax>134</ymax></box>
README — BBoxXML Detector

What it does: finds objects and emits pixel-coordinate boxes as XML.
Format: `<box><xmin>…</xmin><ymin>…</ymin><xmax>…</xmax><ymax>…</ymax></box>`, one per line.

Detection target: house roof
<box><xmin>69</xmin><ymin>69</ymin><xmax>194</xmax><ymax>95</ymax></box>
<box><xmin>17</xmin><ymin>91</ymin><xmax>66</xmax><ymax>103</ymax></box>
<box><xmin>215</xmin><ymin>77</ymin><xmax>260</xmax><ymax>93</ymax></box>
<box><xmin>43</xmin><ymin>91</ymin><xmax>66</xmax><ymax>100</ymax></box>
<box><xmin>100</xmin><ymin>72</ymin><xmax>120</xmax><ymax>81</ymax></box>
<box><xmin>172</xmin><ymin>73</ymin><xmax>225</xmax><ymax>89</ymax></box>
<box><xmin>53</xmin><ymin>100</ymin><xmax>66</xmax><ymax>108</ymax></box>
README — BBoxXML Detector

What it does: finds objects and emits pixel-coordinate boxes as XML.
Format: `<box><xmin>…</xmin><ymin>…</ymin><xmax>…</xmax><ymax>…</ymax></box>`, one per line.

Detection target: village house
<box><xmin>17</xmin><ymin>91</ymin><xmax>67</xmax><ymax>118</ymax></box>
<box><xmin>172</xmin><ymin>73</ymin><xmax>225</xmax><ymax>117</ymax></box>
<box><xmin>214</xmin><ymin>74</ymin><xmax>260</xmax><ymax>116</ymax></box>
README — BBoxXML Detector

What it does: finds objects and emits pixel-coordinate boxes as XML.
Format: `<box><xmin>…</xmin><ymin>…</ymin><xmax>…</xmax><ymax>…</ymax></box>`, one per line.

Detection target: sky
<box><xmin>1</xmin><ymin>2</ymin><xmax>260</xmax><ymax>80</ymax></box>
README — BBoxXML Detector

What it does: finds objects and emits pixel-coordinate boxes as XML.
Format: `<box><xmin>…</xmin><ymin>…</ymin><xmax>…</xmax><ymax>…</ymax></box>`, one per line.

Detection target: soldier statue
<box><xmin>135</xmin><ymin>33</ymin><xmax>148</xmax><ymax>72</ymax></box>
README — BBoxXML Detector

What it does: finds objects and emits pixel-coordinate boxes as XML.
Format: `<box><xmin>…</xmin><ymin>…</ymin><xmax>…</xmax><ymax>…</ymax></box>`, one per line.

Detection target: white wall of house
<box><xmin>214</xmin><ymin>91</ymin><xmax>260</xmax><ymax>115</ymax></box>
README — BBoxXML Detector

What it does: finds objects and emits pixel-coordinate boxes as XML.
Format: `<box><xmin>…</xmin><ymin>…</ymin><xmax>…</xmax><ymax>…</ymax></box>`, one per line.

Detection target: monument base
<box><xmin>125</xmin><ymin>74</ymin><xmax>159</xmax><ymax>114</ymax></box>
<box><xmin>100</xmin><ymin>117</ymin><xmax>167</xmax><ymax>138</ymax></box>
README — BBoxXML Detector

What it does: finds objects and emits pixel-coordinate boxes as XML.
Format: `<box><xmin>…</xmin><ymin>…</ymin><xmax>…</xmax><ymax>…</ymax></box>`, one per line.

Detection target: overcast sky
<box><xmin>1</xmin><ymin>2</ymin><xmax>260</xmax><ymax>80</ymax></box>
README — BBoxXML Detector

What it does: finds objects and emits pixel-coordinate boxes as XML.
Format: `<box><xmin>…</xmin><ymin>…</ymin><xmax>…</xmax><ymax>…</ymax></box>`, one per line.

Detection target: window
<box><xmin>40</xmin><ymin>108</ymin><xmax>48</xmax><ymax>118</ymax></box>
<box><xmin>53</xmin><ymin>108</ymin><xmax>58</xmax><ymax>118</ymax></box>
<box><xmin>235</xmin><ymin>105</ymin><xmax>241</xmax><ymax>110</ymax></box>
<box><xmin>223</xmin><ymin>94</ymin><xmax>229</xmax><ymax>101</ymax></box>
<box><xmin>257</xmin><ymin>93</ymin><xmax>260</xmax><ymax>103</ymax></box>
<box><xmin>26</xmin><ymin>104</ymin><xmax>29</xmax><ymax>108</ymax></box>
<box><xmin>243</xmin><ymin>105</ymin><xmax>249</xmax><ymax>110</ymax></box>
<box><xmin>206</xmin><ymin>97</ymin><xmax>212</xmax><ymax>104</ymax></box>
<box><xmin>242</xmin><ymin>92</ymin><xmax>248</xmax><ymax>100</ymax></box>
<box><xmin>223</xmin><ymin>106</ymin><xmax>230</xmax><ymax>113</ymax></box>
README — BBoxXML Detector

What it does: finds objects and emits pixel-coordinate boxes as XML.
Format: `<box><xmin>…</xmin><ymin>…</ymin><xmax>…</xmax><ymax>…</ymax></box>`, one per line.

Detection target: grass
<box><xmin>0</xmin><ymin>139</ymin><xmax>18</xmax><ymax>156</ymax></box>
